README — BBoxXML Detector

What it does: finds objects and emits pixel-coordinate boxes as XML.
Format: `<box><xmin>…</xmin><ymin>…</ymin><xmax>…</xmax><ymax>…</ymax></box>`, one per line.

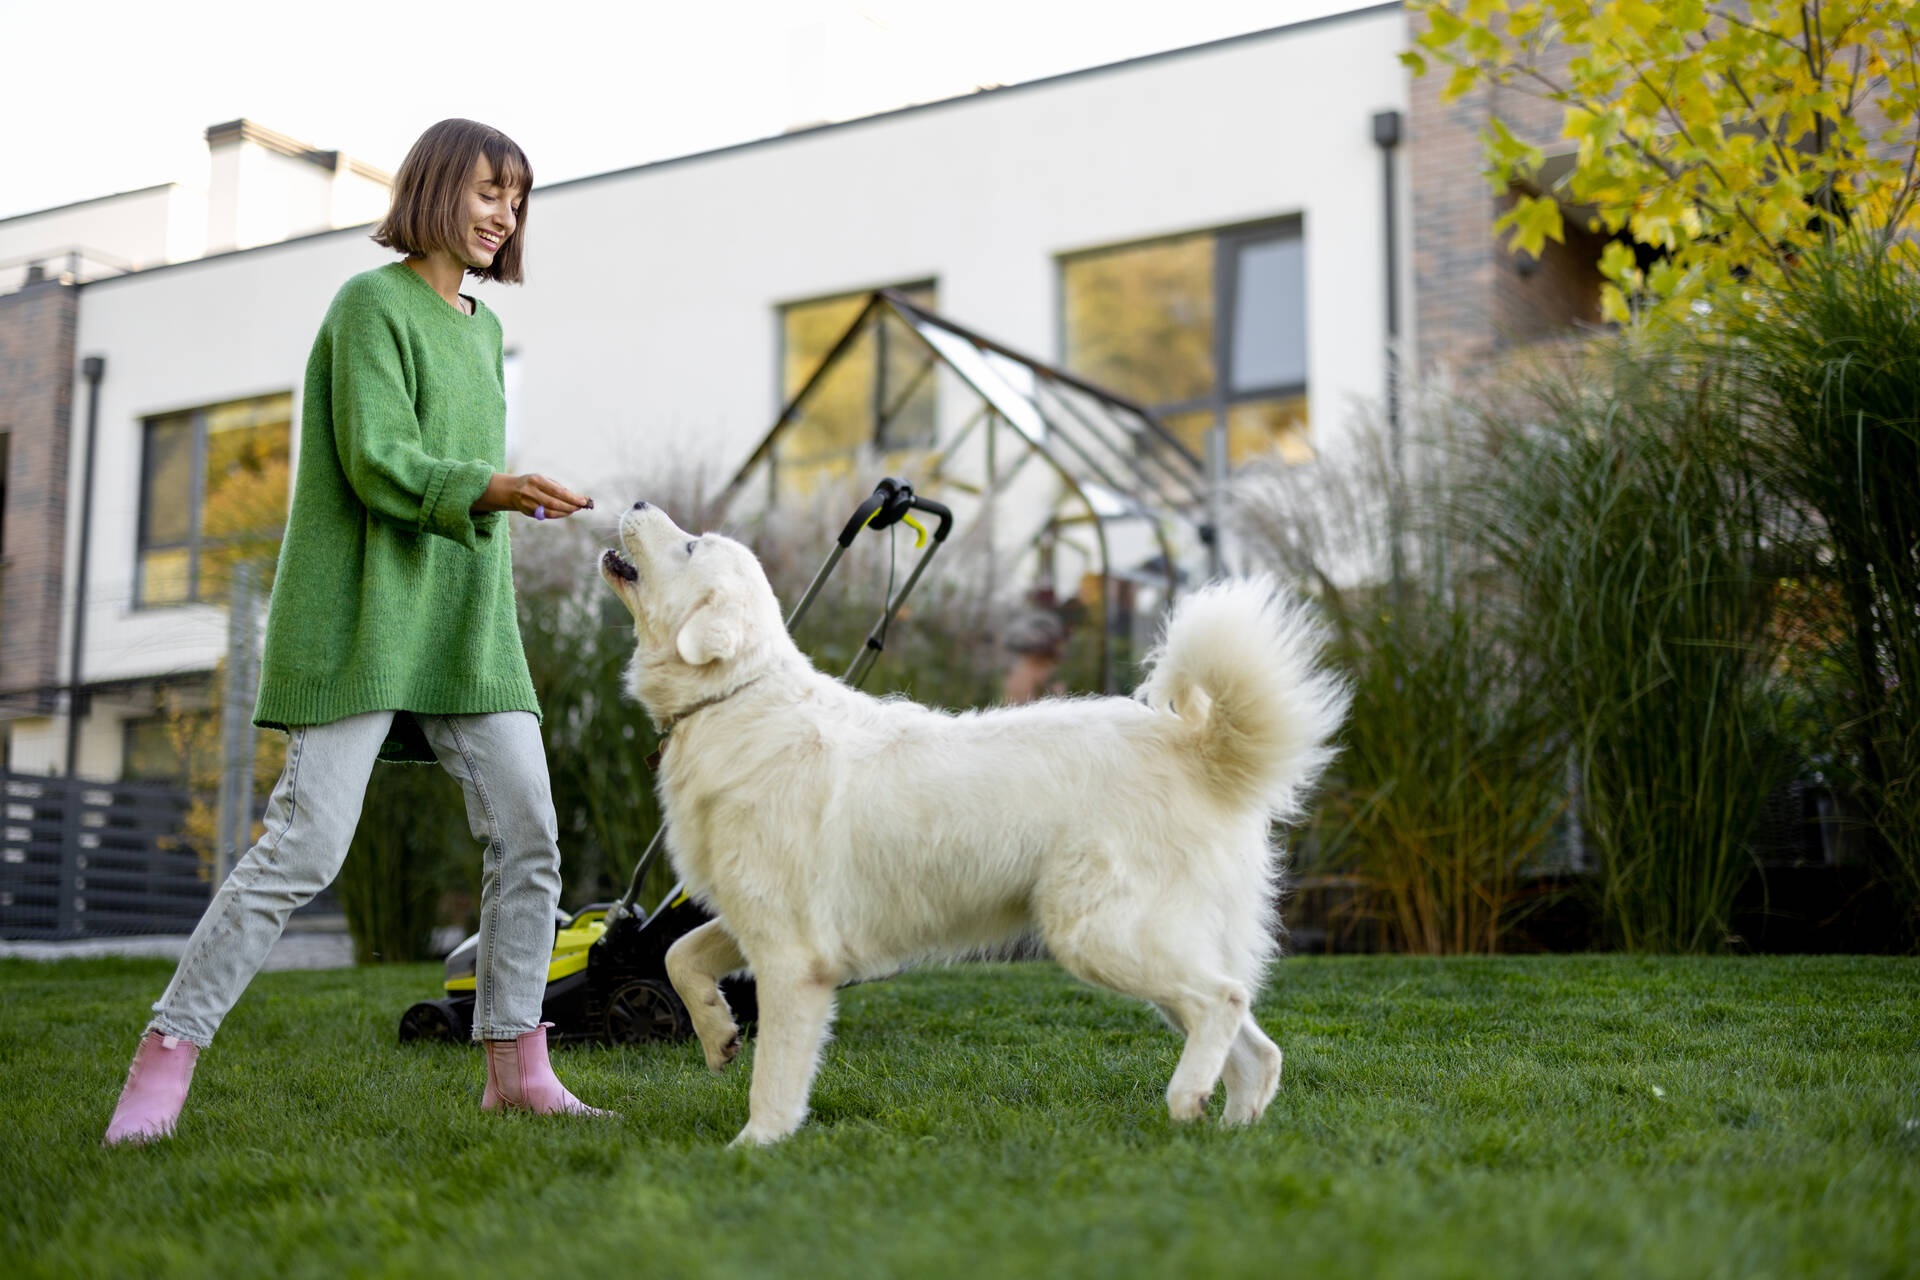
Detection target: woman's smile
<box><xmin>460</xmin><ymin>153</ymin><xmax>520</xmax><ymax>268</ymax></box>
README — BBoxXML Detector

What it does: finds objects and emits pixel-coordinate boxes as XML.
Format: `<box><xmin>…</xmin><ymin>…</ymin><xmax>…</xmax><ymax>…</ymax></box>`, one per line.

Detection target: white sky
<box><xmin>2</xmin><ymin>0</ymin><xmax>1373</xmax><ymax>221</ymax></box>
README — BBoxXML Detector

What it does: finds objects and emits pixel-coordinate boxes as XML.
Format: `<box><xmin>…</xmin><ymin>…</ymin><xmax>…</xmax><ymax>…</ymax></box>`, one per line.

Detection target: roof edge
<box><xmin>78</xmin><ymin>4</ymin><xmax>1404</xmax><ymax>291</ymax></box>
<box><xmin>205</xmin><ymin>119</ymin><xmax>394</xmax><ymax>184</ymax></box>
<box><xmin>538</xmin><ymin>2</ymin><xmax>1406</xmax><ymax>198</ymax></box>
<box><xmin>0</xmin><ymin>182</ymin><xmax>181</xmax><ymax>227</ymax></box>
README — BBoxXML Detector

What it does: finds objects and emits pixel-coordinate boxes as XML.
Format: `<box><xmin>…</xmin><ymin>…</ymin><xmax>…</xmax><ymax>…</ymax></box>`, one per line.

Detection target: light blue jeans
<box><xmin>148</xmin><ymin>710</ymin><xmax>563</xmax><ymax>1046</ymax></box>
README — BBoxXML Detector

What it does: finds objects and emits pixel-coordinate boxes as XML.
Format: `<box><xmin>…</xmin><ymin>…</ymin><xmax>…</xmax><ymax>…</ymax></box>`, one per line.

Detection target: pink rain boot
<box><xmin>103</xmin><ymin>1031</ymin><xmax>200</xmax><ymax>1147</ymax></box>
<box><xmin>480</xmin><ymin>1023</ymin><xmax>615</xmax><ymax>1116</ymax></box>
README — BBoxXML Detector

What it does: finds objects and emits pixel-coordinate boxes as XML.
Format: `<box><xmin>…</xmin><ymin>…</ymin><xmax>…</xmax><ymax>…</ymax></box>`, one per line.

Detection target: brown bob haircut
<box><xmin>372</xmin><ymin>119</ymin><xmax>532</xmax><ymax>284</ymax></box>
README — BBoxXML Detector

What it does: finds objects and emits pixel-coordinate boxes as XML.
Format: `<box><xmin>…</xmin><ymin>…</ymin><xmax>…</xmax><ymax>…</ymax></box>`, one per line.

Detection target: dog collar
<box><xmin>645</xmin><ymin>675</ymin><xmax>766</xmax><ymax>770</ymax></box>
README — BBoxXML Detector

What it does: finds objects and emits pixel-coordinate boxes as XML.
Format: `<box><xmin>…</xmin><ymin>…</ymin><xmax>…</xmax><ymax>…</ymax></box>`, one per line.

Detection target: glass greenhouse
<box><xmin>718</xmin><ymin>290</ymin><xmax>1216</xmax><ymax>692</ymax></box>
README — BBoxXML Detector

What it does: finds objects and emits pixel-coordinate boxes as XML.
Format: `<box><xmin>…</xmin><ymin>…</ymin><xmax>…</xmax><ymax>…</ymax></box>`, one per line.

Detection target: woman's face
<box><xmin>457</xmin><ymin>154</ymin><xmax>523</xmax><ymax>270</ymax></box>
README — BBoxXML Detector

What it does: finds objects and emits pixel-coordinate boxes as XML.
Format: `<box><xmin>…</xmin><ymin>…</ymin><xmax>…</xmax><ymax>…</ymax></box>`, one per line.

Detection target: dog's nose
<box><xmin>631</xmin><ymin>501</ymin><xmax>649</xmax><ymax>511</ymax></box>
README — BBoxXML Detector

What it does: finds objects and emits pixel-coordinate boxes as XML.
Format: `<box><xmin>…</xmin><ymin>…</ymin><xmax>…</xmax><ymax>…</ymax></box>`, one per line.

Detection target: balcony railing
<box><xmin>0</xmin><ymin>246</ymin><xmax>138</xmax><ymax>297</ymax></box>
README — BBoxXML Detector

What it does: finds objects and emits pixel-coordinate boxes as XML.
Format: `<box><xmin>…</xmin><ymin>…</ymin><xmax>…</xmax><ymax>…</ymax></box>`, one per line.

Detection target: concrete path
<box><xmin>0</xmin><ymin>915</ymin><xmax>356</xmax><ymax>970</ymax></box>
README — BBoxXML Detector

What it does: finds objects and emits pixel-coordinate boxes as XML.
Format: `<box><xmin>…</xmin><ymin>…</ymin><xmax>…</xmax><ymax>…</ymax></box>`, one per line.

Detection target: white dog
<box><xmin>599</xmin><ymin>500</ymin><xmax>1349</xmax><ymax>1146</ymax></box>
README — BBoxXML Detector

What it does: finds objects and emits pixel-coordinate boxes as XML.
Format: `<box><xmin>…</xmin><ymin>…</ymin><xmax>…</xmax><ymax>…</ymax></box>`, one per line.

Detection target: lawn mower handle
<box><xmin>790</xmin><ymin>480</ymin><xmax>949</xmax><ymax>633</ymax></box>
<box><xmin>836</xmin><ymin>478</ymin><xmax>953</xmax><ymax>548</ymax></box>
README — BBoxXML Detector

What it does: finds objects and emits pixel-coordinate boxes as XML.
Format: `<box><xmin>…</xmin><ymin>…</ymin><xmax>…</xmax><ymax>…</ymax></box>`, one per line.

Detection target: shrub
<box><xmin>1320</xmin><ymin>593</ymin><xmax>1568</xmax><ymax>954</ymax></box>
<box><xmin>1716</xmin><ymin>238</ymin><xmax>1920</xmax><ymax>937</ymax></box>
<box><xmin>1234</xmin><ymin>422</ymin><xmax>1567</xmax><ymax>954</ymax></box>
<box><xmin>1459</xmin><ymin>341</ymin><xmax>1799</xmax><ymax>952</ymax></box>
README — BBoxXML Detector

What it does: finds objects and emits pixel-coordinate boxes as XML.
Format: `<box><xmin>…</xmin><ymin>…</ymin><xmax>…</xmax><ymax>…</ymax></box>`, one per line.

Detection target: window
<box><xmin>123</xmin><ymin>712</ymin><xmax>216</xmax><ymax>785</ymax></box>
<box><xmin>777</xmin><ymin>282</ymin><xmax>939</xmax><ymax>478</ymax></box>
<box><xmin>502</xmin><ymin>349</ymin><xmax>523</xmax><ymax>463</ymax></box>
<box><xmin>137</xmin><ymin>392</ymin><xmax>291</xmax><ymax>607</ymax></box>
<box><xmin>1061</xmin><ymin>220</ymin><xmax>1310</xmax><ymax>465</ymax></box>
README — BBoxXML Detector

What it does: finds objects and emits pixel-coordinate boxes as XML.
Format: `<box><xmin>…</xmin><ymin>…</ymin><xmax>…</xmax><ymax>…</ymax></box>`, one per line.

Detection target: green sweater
<box><xmin>254</xmin><ymin>262</ymin><xmax>538</xmax><ymax>761</ymax></box>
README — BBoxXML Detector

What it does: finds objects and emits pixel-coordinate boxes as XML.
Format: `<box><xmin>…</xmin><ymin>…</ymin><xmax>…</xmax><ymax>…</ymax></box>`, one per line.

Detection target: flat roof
<box><xmin>0</xmin><ymin>183</ymin><xmax>178</xmax><ymax>227</ymax></box>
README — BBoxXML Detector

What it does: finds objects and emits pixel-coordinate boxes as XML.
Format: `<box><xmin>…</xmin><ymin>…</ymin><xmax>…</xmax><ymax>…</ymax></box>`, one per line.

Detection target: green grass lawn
<box><xmin>3</xmin><ymin>954</ymin><xmax>1915</xmax><ymax>1279</ymax></box>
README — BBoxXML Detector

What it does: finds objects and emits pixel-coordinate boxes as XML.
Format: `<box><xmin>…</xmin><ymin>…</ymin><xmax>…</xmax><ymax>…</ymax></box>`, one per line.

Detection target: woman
<box><xmin>105</xmin><ymin>119</ymin><xmax>608</xmax><ymax>1144</ymax></box>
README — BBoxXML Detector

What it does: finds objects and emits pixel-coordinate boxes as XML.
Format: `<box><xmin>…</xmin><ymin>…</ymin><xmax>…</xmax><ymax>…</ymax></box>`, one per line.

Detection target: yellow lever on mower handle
<box><xmin>860</xmin><ymin>505</ymin><xmax>929</xmax><ymax>549</ymax></box>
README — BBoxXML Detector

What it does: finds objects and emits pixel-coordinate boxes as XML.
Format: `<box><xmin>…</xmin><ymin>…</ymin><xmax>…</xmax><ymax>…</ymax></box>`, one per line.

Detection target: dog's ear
<box><xmin>675</xmin><ymin>592</ymin><xmax>744</xmax><ymax>666</ymax></box>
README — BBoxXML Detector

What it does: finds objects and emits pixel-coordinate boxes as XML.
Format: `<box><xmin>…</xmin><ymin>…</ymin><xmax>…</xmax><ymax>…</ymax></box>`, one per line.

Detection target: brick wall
<box><xmin>1408</xmin><ymin>16</ymin><xmax>1587</xmax><ymax>378</ymax></box>
<box><xmin>1408</xmin><ymin>41</ymin><xmax>1504</xmax><ymax>377</ymax></box>
<box><xmin>1408</xmin><ymin>16</ymin><xmax>1913</xmax><ymax>381</ymax></box>
<box><xmin>0</xmin><ymin>281</ymin><xmax>77</xmax><ymax>713</ymax></box>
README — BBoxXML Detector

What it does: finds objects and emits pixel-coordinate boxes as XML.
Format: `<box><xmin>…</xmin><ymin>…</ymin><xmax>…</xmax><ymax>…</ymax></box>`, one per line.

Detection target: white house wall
<box><xmin>208</xmin><ymin>144</ymin><xmax>344</xmax><ymax>253</ymax></box>
<box><xmin>64</xmin><ymin>8</ymin><xmax>1407</xmax><ymax>707</ymax></box>
<box><xmin>9</xmin><ymin>695</ymin><xmax>148</xmax><ymax>779</ymax></box>
<box><xmin>502</xmin><ymin>8</ymin><xmax>1406</xmax><ymax>478</ymax></box>
<box><xmin>328</xmin><ymin>168</ymin><xmax>391</xmax><ymax>233</ymax></box>
<box><xmin>66</xmin><ymin>231</ymin><xmax>377</xmax><ymax>693</ymax></box>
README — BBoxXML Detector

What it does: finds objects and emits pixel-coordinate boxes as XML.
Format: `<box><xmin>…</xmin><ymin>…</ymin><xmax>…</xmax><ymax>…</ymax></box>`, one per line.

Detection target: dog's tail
<box><xmin>1136</xmin><ymin>576</ymin><xmax>1349</xmax><ymax>820</ymax></box>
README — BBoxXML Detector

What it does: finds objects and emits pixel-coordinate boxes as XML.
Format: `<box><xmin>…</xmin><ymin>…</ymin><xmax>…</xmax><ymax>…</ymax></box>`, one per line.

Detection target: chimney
<box><xmin>203</xmin><ymin>119</ymin><xmax>392</xmax><ymax>254</ymax></box>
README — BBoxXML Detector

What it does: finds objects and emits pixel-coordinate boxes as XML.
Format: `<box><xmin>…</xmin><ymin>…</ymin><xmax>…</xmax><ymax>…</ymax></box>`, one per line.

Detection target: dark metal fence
<box><xmin>1</xmin><ymin>770</ymin><xmax>210</xmax><ymax>939</ymax></box>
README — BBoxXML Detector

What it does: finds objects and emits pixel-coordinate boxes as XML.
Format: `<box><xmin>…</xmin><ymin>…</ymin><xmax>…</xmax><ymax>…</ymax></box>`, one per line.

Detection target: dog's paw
<box><xmin>1166</xmin><ymin>1089</ymin><xmax>1211</xmax><ymax>1123</ymax></box>
<box><xmin>704</xmin><ymin>1028</ymin><xmax>744</xmax><ymax>1074</ymax></box>
<box><xmin>728</xmin><ymin>1122</ymin><xmax>790</xmax><ymax>1148</ymax></box>
<box><xmin>1220</xmin><ymin>1098</ymin><xmax>1262</xmax><ymax>1126</ymax></box>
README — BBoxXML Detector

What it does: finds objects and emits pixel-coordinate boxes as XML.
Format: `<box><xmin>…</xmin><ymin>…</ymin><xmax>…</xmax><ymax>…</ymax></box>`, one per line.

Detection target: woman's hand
<box><xmin>472</xmin><ymin>473</ymin><xmax>594</xmax><ymax>520</ymax></box>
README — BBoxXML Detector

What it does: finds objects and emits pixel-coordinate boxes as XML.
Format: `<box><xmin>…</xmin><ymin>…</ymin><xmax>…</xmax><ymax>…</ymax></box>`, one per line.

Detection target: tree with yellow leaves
<box><xmin>1409</xmin><ymin>0</ymin><xmax>1920</xmax><ymax>322</ymax></box>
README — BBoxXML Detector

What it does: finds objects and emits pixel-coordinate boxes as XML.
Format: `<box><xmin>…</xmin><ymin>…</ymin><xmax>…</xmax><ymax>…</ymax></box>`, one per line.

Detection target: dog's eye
<box><xmin>685</xmin><ymin>540</ymin><xmax>697</xmax><ymax>556</ymax></box>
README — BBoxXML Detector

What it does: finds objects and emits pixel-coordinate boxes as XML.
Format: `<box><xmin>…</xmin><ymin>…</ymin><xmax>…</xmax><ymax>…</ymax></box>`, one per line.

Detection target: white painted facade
<box><xmin>12</xmin><ymin>6</ymin><xmax>1410</xmax><ymax>777</ymax></box>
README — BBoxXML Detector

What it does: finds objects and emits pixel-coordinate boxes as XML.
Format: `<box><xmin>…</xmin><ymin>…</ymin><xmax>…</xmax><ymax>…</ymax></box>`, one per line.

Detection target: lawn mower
<box><xmin>398</xmin><ymin>478</ymin><xmax>954</xmax><ymax>1046</ymax></box>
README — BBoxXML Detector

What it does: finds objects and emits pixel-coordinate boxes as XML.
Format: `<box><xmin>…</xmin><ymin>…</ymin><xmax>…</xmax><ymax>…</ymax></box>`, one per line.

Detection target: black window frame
<box><xmin>774</xmin><ymin>278</ymin><xmax>941</xmax><ymax>457</ymax></box>
<box><xmin>1056</xmin><ymin>215</ymin><xmax>1307</xmax><ymax>433</ymax></box>
<box><xmin>134</xmin><ymin>393</ymin><xmax>291</xmax><ymax>610</ymax></box>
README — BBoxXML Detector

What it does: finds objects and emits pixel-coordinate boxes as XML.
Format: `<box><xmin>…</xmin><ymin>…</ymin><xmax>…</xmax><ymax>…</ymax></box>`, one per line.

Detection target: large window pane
<box><xmin>1161</xmin><ymin>395</ymin><xmax>1309</xmax><ymax>466</ymax></box>
<box><xmin>874</xmin><ymin>310</ymin><xmax>937</xmax><ymax>450</ymax></box>
<box><xmin>124</xmin><ymin>715</ymin><xmax>182</xmax><ymax>783</ymax></box>
<box><xmin>782</xmin><ymin>284</ymin><xmax>936</xmax><ymax>403</ymax></box>
<box><xmin>200</xmin><ymin>394</ymin><xmax>291</xmax><ymax>602</ymax></box>
<box><xmin>199</xmin><ymin>540</ymin><xmax>270</xmax><ymax>604</ymax></box>
<box><xmin>137</xmin><ymin>392</ymin><xmax>291</xmax><ymax>607</ymax></box>
<box><xmin>502</xmin><ymin>350</ymin><xmax>523</xmax><ymax>461</ymax></box>
<box><xmin>1061</xmin><ymin>233</ymin><xmax>1214</xmax><ymax>406</ymax></box>
<box><xmin>139</xmin><ymin>548</ymin><xmax>192</xmax><ymax>606</ymax></box>
<box><xmin>782</xmin><ymin>293</ymin><xmax>871</xmax><ymax>405</ymax></box>
<box><xmin>1229</xmin><ymin>236</ymin><xmax>1307</xmax><ymax>392</ymax></box>
<box><xmin>782</xmin><ymin>324</ymin><xmax>879</xmax><ymax>462</ymax></box>
<box><xmin>1229</xmin><ymin>396</ymin><xmax>1311</xmax><ymax>464</ymax></box>
<box><xmin>142</xmin><ymin>415</ymin><xmax>195</xmax><ymax>546</ymax></box>
<box><xmin>123</xmin><ymin>712</ymin><xmax>217</xmax><ymax>784</ymax></box>
<box><xmin>1061</xmin><ymin>219</ymin><xmax>1310</xmax><ymax>472</ymax></box>
<box><xmin>779</xmin><ymin>284</ymin><xmax>937</xmax><ymax>464</ymax></box>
